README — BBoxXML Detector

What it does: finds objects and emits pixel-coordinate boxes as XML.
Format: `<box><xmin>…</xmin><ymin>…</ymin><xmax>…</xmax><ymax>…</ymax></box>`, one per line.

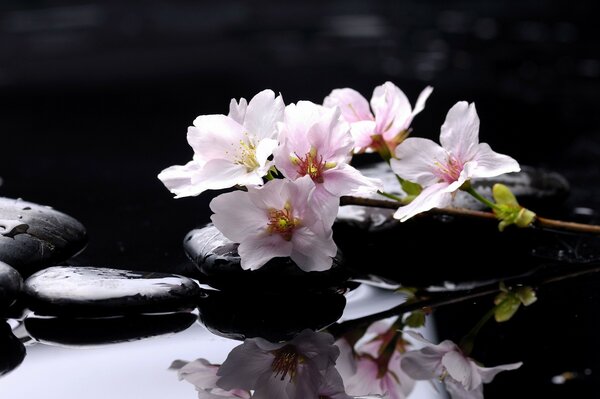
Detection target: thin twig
<box><xmin>340</xmin><ymin>195</ymin><xmax>600</xmax><ymax>234</ymax></box>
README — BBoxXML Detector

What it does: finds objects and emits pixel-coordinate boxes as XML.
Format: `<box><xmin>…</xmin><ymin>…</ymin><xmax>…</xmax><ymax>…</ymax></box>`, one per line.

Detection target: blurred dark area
<box><xmin>0</xmin><ymin>1</ymin><xmax>599</xmax><ymax>397</ymax></box>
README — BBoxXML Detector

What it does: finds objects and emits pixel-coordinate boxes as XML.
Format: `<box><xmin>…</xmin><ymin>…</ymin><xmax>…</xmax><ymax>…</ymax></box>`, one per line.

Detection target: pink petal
<box><xmin>471</xmin><ymin>143</ymin><xmax>521</xmax><ymax>179</ymax></box>
<box><xmin>289</xmin><ymin>228</ymin><xmax>336</xmax><ymax>272</ymax></box>
<box><xmin>401</xmin><ymin>348</ymin><xmax>443</xmax><ymax>381</ymax></box>
<box><xmin>176</xmin><ymin>358</ymin><xmax>220</xmax><ymax>389</ymax></box>
<box><xmin>193</xmin><ymin>158</ymin><xmax>263</xmax><ymax>190</ymax></box>
<box><xmin>238</xmin><ymin>233</ymin><xmax>294</xmax><ymax>270</ymax></box>
<box><xmin>391</xmin><ymin>137</ymin><xmax>447</xmax><ymax>187</ymax></box>
<box><xmin>321</xmin><ymin>163</ymin><xmax>381</xmax><ymax>197</ymax></box>
<box><xmin>244</xmin><ymin>89</ymin><xmax>285</xmax><ymax>141</ymax></box>
<box><xmin>306</xmin><ymin>184</ymin><xmax>340</xmax><ymax>231</ymax></box>
<box><xmin>157</xmin><ymin>161</ymin><xmax>204</xmax><ymax>198</ymax></box>
<box><xmin>393</xmin><ymin>182</ymin><xmax>452</xmax><ymax>222</ymax></box>
<box><xmin>475</xmin><ymin>361</ymin><xmax>522</xmax><ymax>384</ymax></box>
<box><xmin>445</xmin><ymin>377</ymin><xmax>484</xmax><ymax>399</ymax></box>
<box><xmin>350</xmin><ymin>120</ymin><xmax>377</xmax><ymax>151</ymax></box>
<box><xmin>306</xmin><ymin>106</ymin><xmax>354</xmax><ymax>162</ymax></box>
<box><xmin>255</xmin><ymin>138</ymin><xmax>279</xmax><ymax>169</ymax></box>
<box><xmin>371</xmin><ymin>82</ymin><xmax>411</xmax><ymax>138</ymax></box>
<box><xmin>210</xmin><ymin>191</ymin><xmax>268</xmax><ymax>243</ymax></box>
<box><xmin>217</xmin><ymin>341</ymin><xmax>275</xmax><ymax>390</ymax></box>
<box><xmin>412</xmin><ymin>86</ymin><xmax>434</xmax><ymax>117</ymax></box>
<box><xmin>439</xmin><ymin>102</ymin><xmax>480</xmax><ymax>162</ymax></box>
<box><xmin>188</xmin><ymin>115</ymin><xmax>245</xmax><ymax>162</ymax></box>
<box><xmin>323</xmin><ymin>88</ymin><xmax>373</xmax><ymax>123</ymax></box>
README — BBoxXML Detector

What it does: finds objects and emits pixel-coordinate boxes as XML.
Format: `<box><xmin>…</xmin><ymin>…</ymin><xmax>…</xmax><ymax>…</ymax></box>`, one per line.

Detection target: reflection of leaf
<box><xmin>404</xmin><ymin>310</ymin><xmax>426</xmax><ymax>328</ymax></box>
<box><xmin>494</xmin><ymin>294</ymin><xmax>521</xmax><ymax>322</ymax></box>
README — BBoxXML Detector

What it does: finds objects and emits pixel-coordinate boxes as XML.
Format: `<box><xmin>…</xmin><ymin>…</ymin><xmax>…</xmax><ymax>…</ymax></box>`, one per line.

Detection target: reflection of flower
<box><xmin>216</xmin><ymin>329</ymin><xmax>348</xmax><ymax>399</ymax></box>
<box><xmin>158</xmin><ymin>89</ymin><xmax>284</xmax><ymax>198</ymax></box>
<box><xmin>323</xmin><ymin>82</ymin><xmax>432</xmax><ymax>153</ymax></box>
<box><xmin>336</xmin><ymin>319</ymin><xmax>415</xmax><ymax>399</ymax></box>
<box><xmin>400</xmin><ymin>332</ymin><xmax>522</xmax><ymax>399</ymax></box>
<box><xmin>390</xmin><ymin>101</ymin><xmax>521</xmax><ymax>222</ymax></box>
<box><xmin>274</xmin><ymin>101</ymin><xmax>381</xmax><ymax>226</ymax></box>
<box><xmin>210</xmin><ymin>176</ymin><xmax>337</xmax><ymax>271</ymax></box>
<box><xmin>172</xmin><ymin>358</ymin><xmax>251</xmax><ymax>399</ymax></box>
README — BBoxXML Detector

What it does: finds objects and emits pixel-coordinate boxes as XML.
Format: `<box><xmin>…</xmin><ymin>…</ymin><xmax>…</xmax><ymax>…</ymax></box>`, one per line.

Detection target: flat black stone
<box><xmin>0</xmin><ymin>321</ymin><xmax>26</xmax><ymax>376</ymax></box>
<box><xmin>0</xmin><ymin>198</ymin><xmax>87</xmax><ymax>277</ymax></box>
<box><xmin>23</xmin><ymin>266</ymin><xmax>202</xmax><ymax>316</ymax></box>
<box><xmin>0</xmin><ymin>261</ymin><xmax>22</xmax><ymax>310</ymax></box>
<box><xmin>198</xmin><ymin>289</ymin><xmax>346</xmax><ymax>342</ymax></box>
<box><xmin>184</xmin><ymin>224</ymin><xmax>351</xmax><ymax>292</ymax></box>
<box><xmin>24</xmin><ymin>312</ymin><xmax>197</xmax><ymax>346</ymax></box>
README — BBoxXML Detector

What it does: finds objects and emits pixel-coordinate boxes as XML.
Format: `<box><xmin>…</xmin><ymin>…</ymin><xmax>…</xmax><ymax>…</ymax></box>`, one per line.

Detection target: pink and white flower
<box><xmin>323</xmin><ymin>82</ymin><xmax>433</xmax><ymax>153</ymax></box>
<box><xmin>158</xmin><ymin>89</ymin><xmax>284</xmax><ymax>198</ymax></box>
<box><xmin>336</xmin><ymin>319</ymin><xmax>415</xmax><ymax>399</ymax></box>
<box><xmin>390</xmin><ymin>101</ymin><xmax>521</xmax><ymax>222</ymax></box>
<box><xmin>400</xmin><ymin>332</ymin><xmax>522</xmax><ymax>399</ymax></box>
<box><xmin>273</xmin><ymin>101</ymin><xmax>381</xmax><ymax>225</ymax></box>
<box><xmin>172</xmin><ymin>358</ymin><xmax>251</xmax><ymax>399</ymax></box>
<box><xmin>216</xmin><ymin>329</ymin><xmax>347</xmax><ymax>399</ymax></box>
<box><xmin>210</xmin><ymin>176</ymin><xmax>337</xmax><ymax>271</ymax></box>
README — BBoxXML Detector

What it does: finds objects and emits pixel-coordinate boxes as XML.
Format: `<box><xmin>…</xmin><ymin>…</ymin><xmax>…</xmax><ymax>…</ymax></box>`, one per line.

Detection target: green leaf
<box><xmin>404</xmin><ymin>310</ymin><xmax>426</xmax><ymax>328</ymax></box>
<box><xmin>493</xmin><ymin>183</ymin><xmax>519</xmax><ymax>206</ymax></box>
<box><xmin>492</xmin><ymin>184</ymin><xmax>536</xmax><ymax>231</ymax></box>
<box><xmin>400</xmin><ymin>178</ymin><xmax>422</xmax><ymax>196</ymax></box>
<box><xmin>494</xmin><ymin>295</ymin><xmax>522</xmax><ymax>322</ymax></box>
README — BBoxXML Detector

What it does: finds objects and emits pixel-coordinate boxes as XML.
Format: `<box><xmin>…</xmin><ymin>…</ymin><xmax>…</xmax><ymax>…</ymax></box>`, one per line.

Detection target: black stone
<box><xmin>23</xmin><ymin>266</ymin><xmax>202</xmax><ymax>316</ymax></box>
<box><xmin>0</xmin><ymin>262</ymin><xmax>22</xmax><ymax>310</ymax></box>
<box><xmin>198</xmin><ymin>289</ymin><xmax>346</xmax><ymax>342</ymax></box>
<box><xmin>184</xmin><ymin>224</ymin><xmax>351</xmax><ymax>292</ymax></box>
<box><xmin>0</xmin><ymin>321</ymin><xmax>26</xmax><ymax>376</ymax></box>
<box><xmin>0</xmin><ymin>198</ymin><xmax>87</xmax><ymax>276</ymax></box>
<box><xmin>24</xmin><ymin>312</ymin><xmax>197</xmax><ymax>346</ymax></box>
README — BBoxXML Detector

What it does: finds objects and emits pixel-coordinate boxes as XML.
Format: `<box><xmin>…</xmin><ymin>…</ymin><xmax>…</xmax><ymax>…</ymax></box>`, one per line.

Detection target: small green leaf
<box><xmin>516</xmin><ymin>286</ymin><xmax>538</xmax><ymax>306</ymax></box>
<box><xmin>492</xmin><ymin>184</ymin><xmax>536</xmax><ymax>231</ymax></box>
<box><xmin>400</xmin><ymin>178</ymin><xmax>423</xmax><ymax>196</ymax></box>
<box><xmin>494</xmin><ymin>295</ymin><xmax>521</xmax><ymax>322</ymax></box>
<box><xmin>404</xmin><ymin>310</ymin><xmax>426</xmax><ymax>328</ymax></box>
<box><xmin>493</xmin><ymin>183</ymin><xmax>519</xmax><ymax>206</ymax></box>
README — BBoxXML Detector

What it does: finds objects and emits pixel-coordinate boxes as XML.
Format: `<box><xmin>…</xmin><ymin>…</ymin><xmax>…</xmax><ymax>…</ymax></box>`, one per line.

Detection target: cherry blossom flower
<box><xmin>171</xmin><ymin>358</ymin><xmax>251</xmax><ymax>399</ymax></box>
<box><xmin>400</xmin><ymin>332</ymin><xmax>522</xmax><ymax>399</ymax></box>
<box><xmin>390</xmin><ymin>101</ymin><xmax>521</xmax><ymax>222</ymax></box>
<box><xmin>210</xmin><ymin>176</ymin><xmax>337</xmax><ymax>271</ymax></box>
<box><xmin>336</xmin><ymin>319</ymin><xmax>415</xmax><ymax>399</ymax></box>
<box><xmin>323</xmin><ymin>82</ymin><xmax>433</xmax><ymax>153</ymax></box>
<box><xmin>216</xmin><ymin>329</ymin><xmax>346</xmax><ymax>399</ymax></box>
<box><xmin>273</xmin><ymin>101</ymin><xmax>381</xmax><ymax>225</ymax></box>
<box><xmin>158</xmin><ymin>89</ymin><xmax>284</xmax><ymax>198</ymax></box>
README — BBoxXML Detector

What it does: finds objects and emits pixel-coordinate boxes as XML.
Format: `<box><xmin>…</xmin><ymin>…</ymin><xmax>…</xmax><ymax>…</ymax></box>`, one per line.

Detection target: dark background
<box><xmin>1</xmin><ymin>1</ymin><xmax>599</xmax><ymax>397</ymax></box>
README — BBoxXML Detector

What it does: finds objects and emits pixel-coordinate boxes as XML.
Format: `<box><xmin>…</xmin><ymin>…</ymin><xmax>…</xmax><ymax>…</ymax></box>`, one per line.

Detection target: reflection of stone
<box><xmin>24</xmin><ymin>312</ymin><xmax>197</xmax><ymax>347</ymax></box>
<box><xmin>0</xmin><ymin>261</ymin><xmax>22</xmax><ymax>310</ymax></box>
<box><xmin>0</xmin><ymin>321</ymin><xmax>26</xmax><ymax>376</ymax></box>
<box><xmin>338</xmin><ymin>162</ymin><xmax>569</xmax><ymax>230</ymax></box>
<box><xmin>23</xmin><ymin>266</ymin><xmax>202</xmax><ymax>316</ymax></box>
<box><xmin>184</xmin><ymin>224</ymin><xmax>351</xmax><ymax>292</ymax></box>
<box><xmin>198</xmin><ymin>289</ymin><xmax>346</xmax><ymax>342</ymax></box>
<box><xmin>0</xmin><ymin>198</ymin><xmax>87</xmax><ymax>276</ymax></box>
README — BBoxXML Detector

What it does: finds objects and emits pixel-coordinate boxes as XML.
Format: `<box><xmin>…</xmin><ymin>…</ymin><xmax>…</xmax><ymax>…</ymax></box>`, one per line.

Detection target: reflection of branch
<box><xmin>340</xmin><ymin>196</ymin><xmax>600</xmax><ymax>234</ymax></box>
<box><xmin>329</xmin><ymin>262</ymin><xmax>600</xmax><ymax>338</ymax></box>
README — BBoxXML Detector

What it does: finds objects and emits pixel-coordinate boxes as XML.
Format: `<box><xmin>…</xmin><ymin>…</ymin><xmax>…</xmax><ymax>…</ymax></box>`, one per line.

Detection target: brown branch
<box><xmin>340</xmin><ymin>196</ymin><xmax>600</xmax><ymax>234</ymax></box>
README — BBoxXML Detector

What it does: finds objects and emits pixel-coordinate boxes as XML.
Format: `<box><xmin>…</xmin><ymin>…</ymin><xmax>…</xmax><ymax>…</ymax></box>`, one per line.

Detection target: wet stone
<box><xmin>23</xmin><ymin>266</ymin><xmax>202</xmax><ymax>317</ymax></box>
<box><xmin>198</xmin><ymin>289</ymin><xmax>346</xmax><ymax>342</ymax></box>
<box><xmin>0</xmin><ymin>261</ymin><xmax>22</xmax><ymax>310</ymax></box>
<box><xmin>184</xmin><ymin>224</ymin><xmax>351</xmax><ymax>292</ymax></box>
<box><xmin>24</xmin><ymin>312</ymin><xmax>197</xmax><ymax>347</ymax></box>
<box><xmin>0</xmin><ymin>321</ymin><xmax>26</xmax><ymax>376</ymax></box>
<box><xmin>0</xmin><ymin>198</ymin><xmax>87</xmax><ymax>277</ymax></box>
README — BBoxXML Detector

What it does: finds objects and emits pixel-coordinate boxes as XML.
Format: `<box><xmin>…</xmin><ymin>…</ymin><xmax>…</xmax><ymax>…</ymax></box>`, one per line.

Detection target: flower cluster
<box><xmin>159</xmin><ymin>82</ymin><xmax>527</xmax><ymax>271</ymax></box>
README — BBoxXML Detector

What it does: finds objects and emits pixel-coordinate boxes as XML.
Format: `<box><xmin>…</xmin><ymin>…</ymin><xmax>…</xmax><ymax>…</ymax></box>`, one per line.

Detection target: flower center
<box><xmin>290</xmin><ymin>146</ymin><xmax>336</xmax><ymax>184</ymax></box>
<box><xmin>271</xmin><ymin>345</ymin><xmax>303</xmax><ymax>382</ymax></box>
<box><xmin>267</xmin><ymin>202</ymin><xmax>299</xmax><ymax>241</ymax></box>
<box><xmin>434</xmin><ymin>155</ymin><xmax>464</xmax><ymax>184</ymax></box>
<box><xmin>234</xmin><ymin>137</ymin><xmax>259</xmax><ymax>172</ymax></box>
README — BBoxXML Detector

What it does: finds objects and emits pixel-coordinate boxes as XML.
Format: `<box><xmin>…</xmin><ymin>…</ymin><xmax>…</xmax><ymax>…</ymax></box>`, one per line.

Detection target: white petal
<box><xmin>210</xmin><ymin>191</ymin><xmax>268</xmax><ymax>243</ymax></box>
<box><xmin>247</xmin><ymin>178</ymin><xmax>289</xmax><ymax>211</ymax></box>
<box><xmin>307</xmin><ymin>106</ymin><xmax>354</xmax><ymax>163</ymax></box>
<box><xmin>471</xmin><ymin>143</ymin><xmax>521</xmax><ymax>179</ymax></box>
<box><xmin>157</xmin><ymin>161</ymin><xmax>204</xmax><ymax>198</ymax></box>
<box><xmin>323</xmin><ymin>88</ymin><xmax>373</xmax><ymax>123</ymax></box>
<box><xmin>412</xmin><ymin>86</ymin><xmax>434</xmax><ymax>117</ymax></box>
<box><xmin>393</xmin><ymin>182</ymin><xmax>452</xmax><ymax>222</ymax></box>
<box><xmin>445</xmin><ymin>377</ymin><xmax>484</xmax><ymax>399</ymax></box>
<box><xmin>255</xmin><ymin>138</ymin><xmax>279</xmax><ymax>168</ymax></box>
<box><xmin>244</xmin><ymin>89</ymin><xmax>285</xmax><ymax>140</ymax></box>
<box><xmin>400</xmin><ymin>349</ymin><xmax>443</xmax><ymax>381</ymax></box>
<box><xmin>238</xmin><ymin>233</ymin><xmax>294</xmax><ymax>270</ymax></box>
<box><xmin>193</xmin><ymin>158</ymin><xmax>262</xmax><ymax>190</ymax></box>
<box><xmin>305</xmin><ymin>185</ymin><xmax>339</xmax><ymax>234</ymax></box>
<box><xmin>252</xmin><ymin>372</ymin><xmax>291</xmax><ymax>399</ymax></box>
<box><xmin>322</xmin><ymin>163</ymin><xmax>382</xmax><ymax>197</ymax></box>
<box><xmin>189</xmin><ymin>116</ymin><xmax>245</xmax><ymax>162</ymax></box>
<box><xmin>318</xmin><ymin>367</ymin><xmax>352</xmax><ymax>399</ymax></box>
<box><xmin>391</xmin><ymin>138</ymin><xmax>446</xmax><ymax>187</ymax></box>
<box><xmin>442</xmin><ymin>351</ymin><xmax>482</xmax><ymax>391</ymax></box>
<box><xmin>439</xmin><ymin>102</ymin><xmax>480</xmax><ymax>162</ymax></box>
<box><xmin>371</xmin><ymin>82</ymin><xmax>411</xmax><ymax>137</ymax></box>
<box><xmin>290</xmin><ymin>227</ymin><xmax>336</xmax><ymax>272</ymax></box>
<box><xmin>476</xmin><ymin>361</ymin><xmax>522</xmax><ymax>384</ymax></box>
<box><xmin>176</xmin><ymin>358</ymin><xmax>220</xmax><ymax>389</ymax></box>
<box><xmin>228</xmin><ymin>97</ymin><xmax>248</xmax><ymax>124</ymax></box>
<box><xmin>217</xmin><ymin>341</ymin><xmax>275</xmax><ymax>390</ymax></box>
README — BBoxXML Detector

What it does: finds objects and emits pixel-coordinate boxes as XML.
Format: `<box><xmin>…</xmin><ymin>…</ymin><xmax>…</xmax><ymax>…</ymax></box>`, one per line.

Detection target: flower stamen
<box><xmin>236</xmin><ymin>137</ymin><xmax>259</xmax><ymax>171</ymax></box>
<box><xmin>271</xmin><ymin>345</ymin><xmax>303</xmax><ymax>382</ymax></box>
<box><xmin>294</xmin><ymin>146</ymin><xmax>328</xmax><ymax>183</ymax></box>
<box><xmin>433</xmin><ymin>155</ymin><xmax>464</xmax><ymax>183</ymax></box>
<box><xmin>267</xmin><ymin>201</ymin><xmax>299</xmax><ymax>241</ymax></box>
